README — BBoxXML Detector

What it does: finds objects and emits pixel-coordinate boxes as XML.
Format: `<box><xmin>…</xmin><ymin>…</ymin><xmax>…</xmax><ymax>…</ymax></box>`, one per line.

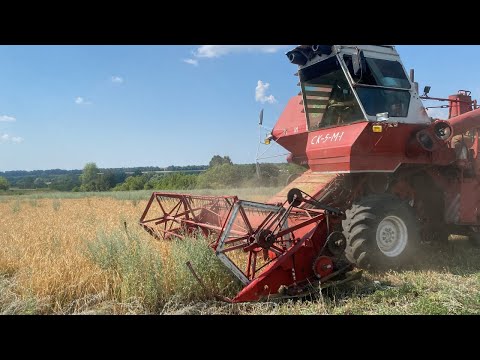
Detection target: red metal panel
<box><xmin>306</xmin><ymin>122</ymin><xmax>434</xmax><ymax>172</ymax></box>
<box><xmin>449</xmin><ymin>93</ymin><xmax>473</xmax><ymax>118</ymax></box>
<box><xmin>459</xmin><ymin>180</ymin><xmax>480</xmax><ymax>224</ymax></box>
<box><xmin>272</xmin><ymin>96</ymin><xmax>308</xmax><ymax>137</ymax></box>
<box><xmin>272</xmin><ymin>96</ymin><xmax>309</xmax><ymax>164</ymax></box>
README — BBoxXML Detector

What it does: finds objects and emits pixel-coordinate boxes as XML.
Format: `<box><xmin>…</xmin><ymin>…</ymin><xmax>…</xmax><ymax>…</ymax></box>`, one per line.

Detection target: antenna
<box><xmin>254</xmin><ymin>109</ymin><xmax>289</xmax><ymax>178</ymax></box>
<box><xmin>256</xmin><ymin>109</ymin><xmax>264</xmax><ymax>178</ymax></box>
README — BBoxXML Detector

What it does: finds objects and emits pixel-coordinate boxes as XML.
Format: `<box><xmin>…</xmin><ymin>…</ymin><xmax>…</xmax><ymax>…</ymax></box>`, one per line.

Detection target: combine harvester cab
<box><xmin>141</xmin><ymin>45</ymin><xmax>480</xmax><ymax>301</ymax></box>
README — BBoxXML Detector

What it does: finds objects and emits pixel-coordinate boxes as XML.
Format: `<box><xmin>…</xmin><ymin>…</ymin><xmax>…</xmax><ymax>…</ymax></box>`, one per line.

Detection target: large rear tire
<box><xmin>342</xmin><ymin>194</ymin><xmax>420</xmax><ymax>270</ymax></box>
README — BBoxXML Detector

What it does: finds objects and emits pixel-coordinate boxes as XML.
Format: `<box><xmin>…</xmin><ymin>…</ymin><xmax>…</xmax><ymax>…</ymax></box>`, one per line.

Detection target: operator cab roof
<box><xmin>286</xmin><ymin>45</ymin><xmax>399</xmax><ymax>68</ymax></box>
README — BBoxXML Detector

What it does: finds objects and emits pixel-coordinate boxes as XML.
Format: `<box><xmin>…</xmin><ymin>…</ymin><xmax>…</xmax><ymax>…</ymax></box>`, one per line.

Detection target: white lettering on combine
<box><xmin>311</xmin><ymin>131</ymin><xmax>345</xmax><ymax>145</ymax></box>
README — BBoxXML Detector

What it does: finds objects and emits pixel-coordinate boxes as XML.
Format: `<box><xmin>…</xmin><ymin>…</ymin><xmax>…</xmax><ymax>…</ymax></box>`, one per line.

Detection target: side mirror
<box><xmin>352</xmin><ymin>50</ymin><xmax>366</xmax><ymax>76</ymax></box>
<box><xmin>423</xmin><ymin>86</ymin><xmax>431</xmax><ymax>97</ymax></box>
<box><xmin>259</xmin><ymin>109</ymin><xmax>264</xmax><ymax>125</ymax></box>
<box><xmin>376</xmin><ymin>112</ymin><xmax>389</xmax><ymax>122</ymax></box>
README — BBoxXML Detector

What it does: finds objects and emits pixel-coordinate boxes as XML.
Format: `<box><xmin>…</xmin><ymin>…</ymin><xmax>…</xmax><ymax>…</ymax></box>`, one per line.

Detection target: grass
<box><xmin>0</xmin><ymin>188</ymin><xmax>479</xmax><ymax>314</ymax></box>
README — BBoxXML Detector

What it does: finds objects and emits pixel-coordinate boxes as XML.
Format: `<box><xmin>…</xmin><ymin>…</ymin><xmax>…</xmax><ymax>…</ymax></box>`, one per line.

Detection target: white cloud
<box><xmin>0</xmin><ymin>115</ymin><xmax>16</xmax><ymax>122</ymax></box>
<box><xmin>111</xmin><ymin>76</ymin><xmax>124</xmax><ymax>84</ymax></box>
<box><xmin>194</xmin><ymin>45</ymin><xmax>287</xmax><ymax>58</ymax></box>
<box><xmin>183</xmin><ymin>58</ymin><xmax>199</xmax><ymax>66</ymax></box>
<box><xmin>255</xmin><ymin>80</ymin><xmax>277</xmax><ymax>104</ymax></box>
<box><xmin>0</xmin><ymin>133</ymin><xmax>23</xmax><ymax>144</ymax></box>
<box><xmin>184</xmin><ymin>45</ymin><xmax>289</xmax><ymax>66</ymax></box>
<box><xmin>75</xmin><ymin>97</ymin><xmax>92</xmax><ymax>105</ymax></box>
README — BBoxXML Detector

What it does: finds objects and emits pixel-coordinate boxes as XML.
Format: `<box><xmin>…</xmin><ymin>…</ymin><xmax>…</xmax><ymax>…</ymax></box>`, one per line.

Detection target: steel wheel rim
<box><xmin>376</xmin><ymin>215</ymin><xmax>408</xmax><ymax>257</ymax></box>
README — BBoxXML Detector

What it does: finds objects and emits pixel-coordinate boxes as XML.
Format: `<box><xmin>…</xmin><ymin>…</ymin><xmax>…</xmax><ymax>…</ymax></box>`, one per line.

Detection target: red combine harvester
<box><xmin>140</xmin><ymin>45</ymin><xmax>480</xmax><ymax>302</ymax></box>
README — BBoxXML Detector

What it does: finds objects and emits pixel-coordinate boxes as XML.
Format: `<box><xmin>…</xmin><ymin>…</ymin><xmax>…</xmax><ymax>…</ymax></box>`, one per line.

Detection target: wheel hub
<box><xmin>255</xmin><ymin>229</ymin><xmax>275</xmax><ymax>249</ymax></box>
<box><xmin>313</xmin><ymin>256</ymin><xmax>334</xmax><ymax>279</ymax></box>
<box><xmin>376</xmin><ymin>215</ymin><xmax>408</xmax><ymax>257</ymax></box>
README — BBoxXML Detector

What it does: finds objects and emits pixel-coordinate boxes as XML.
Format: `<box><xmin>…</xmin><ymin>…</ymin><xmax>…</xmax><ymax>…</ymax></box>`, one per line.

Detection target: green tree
<box><xmin>197</xmin><ymin>163</ymin><xmax>241</xmax><ymax>189</ymax></box>
<box><xmin>209</xmin><ymin>155</ymin><xmax>233</xmax><ymax>168</ymax></box>
<box><xmin>0</xmin><ymin>176</ymin><xmax>10</xmax><ymax>190</ymax></box>
<box><xmin>257</xmin><ymin>163</ymin><xmax>280</xmax><ymax>182</ymax></box>
<box><xmin>80</xmin><ymin>162</ymin><xmax>100</xmax><ymax>191</ymax></box>
<box><xmin>145</xmin><ymin>173</ymin><xmax>198</xmax><ymax>190</ymax></box>
<box><xmin>49</xmin><ymin>174</ymin><xmax>81</xmax><ymax>191</ymax></box>
<box><xmin>16</xmin><ymin>176</ymin><xmax>35</xmax><ymax>189</ymax></box>
<box><xmin>113</xmin><ymin>175</ymin><xmax>149</xmax><ymax>191</ymax></box>
<box><xmin>97</xmin><ymin>170</ymin><xmax>116</xmax><ymax>191</ymax></box>
<box><xmin>34</xmin><ymin>177</ymin><xmax>46</xmax><ymax>188</ymax></box>
<box><xmin>103</xmin><ymin>170</ymin><xmax>116</xmax><ymax>189</ymax></box>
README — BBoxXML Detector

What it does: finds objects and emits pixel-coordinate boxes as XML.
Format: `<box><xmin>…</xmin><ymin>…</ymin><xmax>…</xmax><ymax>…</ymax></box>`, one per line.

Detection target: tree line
<box><xmin>0</xmin><ymin>156</ymin><xmax>306</xmax><ymax>193</ymax></box>
<box><xmin>0</xmin><ymin>164</ymin><xmax>207</xmax><ymax>192</ymax></box>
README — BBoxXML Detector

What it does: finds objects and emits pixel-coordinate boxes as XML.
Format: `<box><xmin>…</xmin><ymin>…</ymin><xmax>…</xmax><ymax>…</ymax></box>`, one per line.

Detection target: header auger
<box><xmin>141</xmin><ymin>45</ymin><xmax>480</xmax><ymax>302</ymax></box>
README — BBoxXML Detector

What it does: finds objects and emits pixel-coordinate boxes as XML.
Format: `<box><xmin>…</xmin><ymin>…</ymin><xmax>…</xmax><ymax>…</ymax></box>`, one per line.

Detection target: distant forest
<box><xmin>0</xmin><ymin>165</ymin><xmax>208</xmax><ymax>192</ymax></box>
<box><xmin>0</xmin><ymin>156</ymin><xmax>306</xmax><ymax>192</ymax></box>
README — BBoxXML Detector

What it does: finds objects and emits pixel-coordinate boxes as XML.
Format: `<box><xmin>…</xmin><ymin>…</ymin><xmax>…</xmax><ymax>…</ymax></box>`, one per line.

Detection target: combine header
<box><xmin>141</xmin><ymin>45</ymin><xmax>480</xmax><ymax>302</ymax></box>
<box><xmin>140</xmin><ymin>190</ymin><xmax>353</xmax><ymax>302</ymax></box>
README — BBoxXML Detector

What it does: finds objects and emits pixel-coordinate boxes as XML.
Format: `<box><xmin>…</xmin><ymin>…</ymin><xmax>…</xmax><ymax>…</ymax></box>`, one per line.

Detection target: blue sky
<box><xmin>0</xmin><ymin>45</ymin><xmax>479</xmax><ymax>171</ymax></box>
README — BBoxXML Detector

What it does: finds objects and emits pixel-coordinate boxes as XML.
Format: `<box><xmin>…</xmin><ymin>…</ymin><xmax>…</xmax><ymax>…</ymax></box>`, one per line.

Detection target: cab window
<box><xmin>299</xmin><ymin>57</ymin><xmax>365</xmax><ymax>131</ymax></box>
<box><xmin>344</xmin><ymin>55</ymin><xmax>411</xmax><ymax>117</ymax></box>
